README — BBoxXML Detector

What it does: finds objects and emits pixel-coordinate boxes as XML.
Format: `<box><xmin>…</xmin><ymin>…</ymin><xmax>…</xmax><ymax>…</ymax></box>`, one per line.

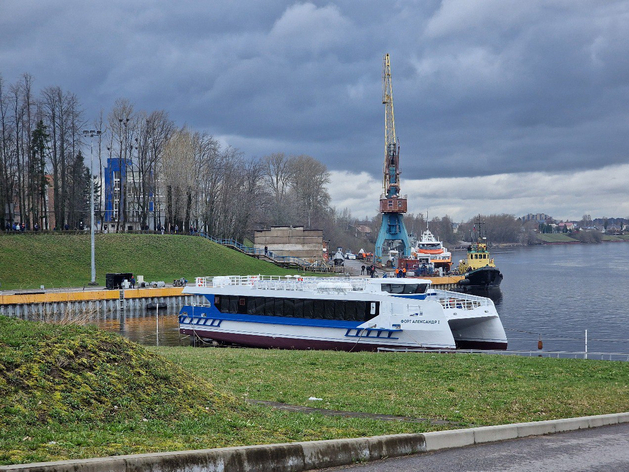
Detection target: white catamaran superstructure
<box><xmin>413</xmin><ymin>229</ymin><xmax>453</xmax><ymax>271</ymax></box>
<box><xmin>179</xmin><ymin>275</ymin><xmax>507</xmax><ymax>351</ymax></box>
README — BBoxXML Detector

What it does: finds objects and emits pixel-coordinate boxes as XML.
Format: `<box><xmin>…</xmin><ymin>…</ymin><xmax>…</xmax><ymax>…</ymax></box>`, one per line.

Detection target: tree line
<box><xmin>0</xmin><ymin>74</ymin><xmax>331</xmax><ymax>240</ymax></box>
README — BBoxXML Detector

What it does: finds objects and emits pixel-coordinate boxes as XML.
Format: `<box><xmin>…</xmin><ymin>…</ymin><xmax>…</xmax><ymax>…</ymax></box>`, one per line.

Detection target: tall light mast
<box><xmin>374</xmin><ymin>54</ymin><xmax>411</xmax><ymax>263</ymax></box>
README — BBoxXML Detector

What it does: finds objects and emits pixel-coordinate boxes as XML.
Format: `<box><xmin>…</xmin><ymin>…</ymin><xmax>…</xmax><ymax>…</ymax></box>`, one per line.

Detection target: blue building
<box><xmin>103</xmin><ymin>157</ymin><xmax>126</xmax><ymax>228</ymax></box>
<box><xmin>103</xmin><ymin>157</ymin><xmax>159</xmax><ymax>231</ymax></box>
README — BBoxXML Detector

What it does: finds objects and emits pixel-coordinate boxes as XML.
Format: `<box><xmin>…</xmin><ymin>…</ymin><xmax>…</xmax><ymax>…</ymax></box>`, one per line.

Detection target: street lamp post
<box><xmin>83</xmin><ymin>129</ymin><xmax>101</xmax><ymax>285</ymax></box>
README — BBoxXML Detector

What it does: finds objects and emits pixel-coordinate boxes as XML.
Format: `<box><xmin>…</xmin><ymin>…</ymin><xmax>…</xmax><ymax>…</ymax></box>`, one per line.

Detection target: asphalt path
<box><xmin>342</xmin><ymin>258</ymin><xmax>392</xmax><ymax>277</ymax></box>
<box><xmin>314</xmin><ymin>422</ymin><xmax>629</xmax><ymax>472</ymax></box>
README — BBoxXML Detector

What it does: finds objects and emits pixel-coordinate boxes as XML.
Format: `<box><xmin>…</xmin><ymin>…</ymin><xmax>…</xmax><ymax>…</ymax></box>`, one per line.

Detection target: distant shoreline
<box><xmin>452</xmin><ymin>238</ymin><xmax>629</xmax><ymax>250</ymax></box>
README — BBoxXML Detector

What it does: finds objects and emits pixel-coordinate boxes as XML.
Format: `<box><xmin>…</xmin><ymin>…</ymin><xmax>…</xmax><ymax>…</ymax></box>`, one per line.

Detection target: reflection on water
<box><xmin>97</xmin><ymin>311</ymin><xmax>190</xmax><ymax>347</ymax></box>
<box><xmin>461</xmin><ymin>287</ymin><xmax>503</xmax><ymax>306</ymax></box>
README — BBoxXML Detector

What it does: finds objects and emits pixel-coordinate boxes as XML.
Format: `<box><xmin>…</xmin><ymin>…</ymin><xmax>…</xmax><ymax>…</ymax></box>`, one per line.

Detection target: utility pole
<box><xmin>83</xmin><ymin>129</ymin><xmax>101</xmax><ymax>285</ymax></box>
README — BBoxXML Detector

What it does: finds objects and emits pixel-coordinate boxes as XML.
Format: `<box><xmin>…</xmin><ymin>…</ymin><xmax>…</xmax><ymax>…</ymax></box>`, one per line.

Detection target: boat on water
<box><xmin>179</xmin><ymin>275</ymin><xmax>507</xmax><ymax>351</ymax></box>
<box><xmin>456</xmin><ymin>239</ymin><xmax>503</xmax><ymax>290</ymax></box>
<box><xmin>396</xmin><ymin>229</ymin><xmax>456</xmax><ymax>279</ymax></box>
<box><xmin>413</xmin><ymin>229</ymin><xmax>453</xmax><ymax>272</ymax></box>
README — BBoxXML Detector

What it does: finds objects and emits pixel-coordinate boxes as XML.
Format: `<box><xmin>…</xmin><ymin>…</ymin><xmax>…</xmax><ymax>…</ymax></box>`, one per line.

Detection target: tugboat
<box><xmin>456</xmin><ymin>218</ymin><xmax>503</xmax><ymax>291</ymax></box>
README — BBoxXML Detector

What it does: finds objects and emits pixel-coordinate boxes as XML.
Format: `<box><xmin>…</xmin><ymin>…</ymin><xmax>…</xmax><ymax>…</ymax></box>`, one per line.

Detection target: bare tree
<box><xmin>458</xmin><ymin>214</ymin><xmax>521</xmax><ymax>244</ymax></box>
<box><xmin>40</xmin><ymin>87</ymin><xmax>83</xmax><ymax>229</ymax></box>
<box><xmin>261</xmin><ymin>152</ymin><xmax>293</xmax><ymax>226</ymax></box>
<box><xmin>107</xmin><ymin>99</ymin><xmax>134</xmax><ymax>231</ymax></box>
<box><xmin>428</xmin><ymin>215</ymin><xmax>456</xmax><ymax>245</ymax></box>
<box><xmin>287</xmin><ymin>154</ymin><xmax>330</xmax><ymax>228</ymax></box>
<box><xmin>144</xmin><ymin>110</ymin><xmax>173</xmax><ymax>230</ymax></box>
<box><xmin>0</xmin><ymin>74</ymin><xmax>17</xmax><ymax>228</ymax></box>
<box><xmin>9</xmin><ymin>82</ymin><xmax>26</xmax><ymax>227</ymax></box>
<box><xmin>160</xmin><ymin>127</ymin><xmax>196</xmax><ymax>232</ymax></box>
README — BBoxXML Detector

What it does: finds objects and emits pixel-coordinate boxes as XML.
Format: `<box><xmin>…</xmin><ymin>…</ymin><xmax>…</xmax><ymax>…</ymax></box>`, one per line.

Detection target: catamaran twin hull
<box><xmin>179</xmin><ymin>276</ymin><xmax>508</xmax><ymax>352</ymax></box>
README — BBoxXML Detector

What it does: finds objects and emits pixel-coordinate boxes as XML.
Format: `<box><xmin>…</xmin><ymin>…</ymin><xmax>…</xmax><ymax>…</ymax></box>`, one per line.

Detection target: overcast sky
<box><xmin>2</xmin><ymin>0</ymin><xmax>629</xmax><ymax>222</ymax></box>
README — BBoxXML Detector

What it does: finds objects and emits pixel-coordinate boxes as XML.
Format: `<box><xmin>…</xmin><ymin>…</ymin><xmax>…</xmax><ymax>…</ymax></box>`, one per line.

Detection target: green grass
<box><xmin>602</xmin><ymin>234</ymin><xmax>629</xmax><ymax>242</ymax></box>
<box><xmin>0</xmin><ymin>233</ymin><xmax>293</xmax><ymax>290</ymax></box>
<box><xmin>0</xmin><ymin>317</ymin><xmax>438</xmax><ymax>465</ymax></box>
<box><xmin>3</xmin><ymin>316</ymin><xmax>629</xmax><ymax>465</ymax></box>
<box><xmin>535</xmin><ymin>233</ymin><xmax>579</xmax><ymax>243</ymax></box>
<box><xmin>155</xmin><ymin>347</ymin><xmax>629</xmax><ymax>426</ymax></box>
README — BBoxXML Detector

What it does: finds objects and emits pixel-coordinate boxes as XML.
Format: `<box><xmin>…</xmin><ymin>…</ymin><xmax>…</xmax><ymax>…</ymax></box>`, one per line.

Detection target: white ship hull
<box><xmin>179</xmin><ymin>276</ymin><xmax>507</xmax><ymax>351</ymax></box>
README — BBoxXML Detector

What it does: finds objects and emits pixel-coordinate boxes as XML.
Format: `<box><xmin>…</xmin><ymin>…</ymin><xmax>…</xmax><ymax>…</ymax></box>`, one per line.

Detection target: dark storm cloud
<box><xmin>2</xmin><ymin>0</ymin><xmax>628</xmax><ymax>187</ymax></box>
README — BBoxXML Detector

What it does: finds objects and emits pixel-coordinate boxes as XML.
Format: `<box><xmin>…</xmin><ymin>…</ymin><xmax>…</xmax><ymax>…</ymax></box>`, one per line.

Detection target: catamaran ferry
<box><xmin>179</xmin><ymin>275</ymin><xmax>507</xmax><ymax>351</ymax></box>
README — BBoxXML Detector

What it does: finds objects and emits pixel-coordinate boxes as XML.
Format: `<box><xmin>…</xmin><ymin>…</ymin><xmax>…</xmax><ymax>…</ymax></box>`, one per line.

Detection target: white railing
<box><xmin>434</xmin><ymin>290</ymin><xmax>493</xmax><ymax>310</ymax></box>
<box><xmin>194</xmin><ymin>275</ymin><xmax>369</xmax><ymax>293</ymax></box>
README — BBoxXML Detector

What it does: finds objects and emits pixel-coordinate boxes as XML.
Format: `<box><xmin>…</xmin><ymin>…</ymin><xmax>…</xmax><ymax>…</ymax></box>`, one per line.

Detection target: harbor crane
<box><xmin>374</xmin><ymin>53</ymin><xmax>411</xmax><ymax>263</ymax></box>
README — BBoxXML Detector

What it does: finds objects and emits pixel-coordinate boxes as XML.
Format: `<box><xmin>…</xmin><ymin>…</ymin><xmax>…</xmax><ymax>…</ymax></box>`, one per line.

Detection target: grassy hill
<box><xmin>0</xmin><ymin>233</ymin><xmax>293</xmax><ymax>290</ymax></box>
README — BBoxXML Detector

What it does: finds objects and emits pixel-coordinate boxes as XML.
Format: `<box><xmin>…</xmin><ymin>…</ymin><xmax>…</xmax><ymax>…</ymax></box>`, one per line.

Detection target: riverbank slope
<box><xmin>0</xmin><ymin>233</ymin><xmax>290</xmax><ymax>291</ymax></box>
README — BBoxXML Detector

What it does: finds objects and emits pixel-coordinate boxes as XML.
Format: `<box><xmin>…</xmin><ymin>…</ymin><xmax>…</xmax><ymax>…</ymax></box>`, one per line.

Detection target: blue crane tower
<box><xmin>374</xmin><ymin>54</ymin><xmax>411</xmax><ymax>263</ymax></box>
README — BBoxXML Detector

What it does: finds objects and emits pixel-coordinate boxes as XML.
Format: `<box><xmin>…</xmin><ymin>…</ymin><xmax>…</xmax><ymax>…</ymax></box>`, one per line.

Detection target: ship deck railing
<box><xmin>433</xmin><ymin>289</ymin><xmax>494</xmax><ymax>310</ymax></box>
<box><xmin>194</xmin><ymin>275</ymin><xmax>369</xmax><ymax>293</ymax></box>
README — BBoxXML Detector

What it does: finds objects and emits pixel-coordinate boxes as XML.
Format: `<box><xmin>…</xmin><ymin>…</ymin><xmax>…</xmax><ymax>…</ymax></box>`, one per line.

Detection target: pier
<box><xmin>0</xmin><ymin>287</ymin><xmax>204</xmax><ymax>321</ymax></box>
<box><xmin>421</xmin><ymin>275</ymin><xmax>464</xmax><ymax>291</ymax></box>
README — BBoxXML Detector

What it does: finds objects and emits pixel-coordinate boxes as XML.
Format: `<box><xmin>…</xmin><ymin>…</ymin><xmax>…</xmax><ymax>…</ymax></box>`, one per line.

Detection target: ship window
<box><xmin>303</xmin><ymin>299</ymin><xmax>314</xmax><ymax>318</ymax></box>
<box><xmin>249</xmin><ymin>297</ymin><xmax>262</xmax><ymax>315</ymax></box>
<box><xmin>294</xmin><ymin>299</ymin><xmax>304</xmax><ymax>318</ymax></box>
<box><xmin>409</xmin><ymin>284</ymin><xmax>428</xmax><ymax>294</ymax></box>
<box><xmin>356</xmin><ymin>301</ymin><xmax>367</xmax><ymax>320</ymax></box>
<box><xmin>274</xmin><ymin>298</ymin><xmax>284</xmax><ymax>317</ymax></box>
<box><xmin>214</xmin><ymin>295</ymin><xmax>238</xmax><ymax>314</ymax></box>
<box><xmin>284</xmin><ymin>298</ymin><xmax>295</xmax><ymax>317</ymax></box>
<box><xmin>336</xmin><ymin>301</ymin><xmax>346</xmax><ymax>320</ymax></box>
<box><xmin>263</xmin><ymin>297</ymin><xmax>274</xmax><ymax>316</ymax></box>
<box><xmin>324</xmin><ymin>300</ymin><xmax>335</xmax><ymax>319</ymax></box>
<box><xmin>380</xmin><ymin>283</ymin><xmax>428</xmax><ymax>294</ymax></box>
<box><xmin>238</xmin><ymin>297</ymin><xmax>247</xmax><ymax>314</ymax></box>
<box><xmin>345</xmin><ymin>302</ymin><xmax>357</xmax><ymax>321</ymax></box>
<box><xmin>313</xmin><ymin>299</ymin><xmax>325</xmax><ymax>318</ymax></box>
<box><xmin>217</xmin><ymin>296</ymin><xmax>380</xmax><ymax>322</ymax></box>
<box><xmin>228</xmin><ymin>296</ymin><xmax>239</xmax><ymax>314</ymax></box>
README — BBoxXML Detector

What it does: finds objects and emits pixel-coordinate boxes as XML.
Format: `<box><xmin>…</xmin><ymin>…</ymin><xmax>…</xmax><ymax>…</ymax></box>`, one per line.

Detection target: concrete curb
<box><xmin>2</xmin><ymin>413</ymin><xmax>628</xmax><ymax>472</ymax></box>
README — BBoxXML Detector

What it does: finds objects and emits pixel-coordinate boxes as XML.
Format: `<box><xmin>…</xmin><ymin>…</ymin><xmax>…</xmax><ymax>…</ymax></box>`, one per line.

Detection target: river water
<box><xmin>97</xmin><ymin>242</ymin><xmax>629</xmax><ymax>354</ymax></box>
<box><xmin>484</xmin><ymin>242</ymin><xmax>629</xmax><ymax>354</ymax></box>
